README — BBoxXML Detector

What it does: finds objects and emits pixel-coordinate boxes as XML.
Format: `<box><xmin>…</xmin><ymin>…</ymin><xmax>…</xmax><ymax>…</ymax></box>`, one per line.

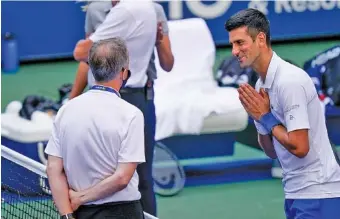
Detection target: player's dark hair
<box><xmin>225</xmin><ymin>8</ymin><xmax>271</xmax><ymax>46</ymax></box>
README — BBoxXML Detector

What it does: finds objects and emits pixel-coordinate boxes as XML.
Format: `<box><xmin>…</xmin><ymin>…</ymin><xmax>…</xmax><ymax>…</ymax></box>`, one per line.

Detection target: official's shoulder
<box><xmin>53</xmin><ymin>96</ymin><xmax>76</xmax><ymax>122</ymax></box>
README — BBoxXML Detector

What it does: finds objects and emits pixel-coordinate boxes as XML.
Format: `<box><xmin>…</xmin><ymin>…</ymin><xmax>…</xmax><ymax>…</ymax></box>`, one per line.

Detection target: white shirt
<box><xmin>88</xmin><ymin>1</ymin><xmax>157</xmax><ymax>88</ymax></box>
<box><xmin>255</xmin><ymin>52</ymin><xmax>340</xmax><ymax>199</ymax></box>
<box><xmin>45</xmin><ymin>88</ymin><xmax>145</xmax><ymax>205</ymax></box>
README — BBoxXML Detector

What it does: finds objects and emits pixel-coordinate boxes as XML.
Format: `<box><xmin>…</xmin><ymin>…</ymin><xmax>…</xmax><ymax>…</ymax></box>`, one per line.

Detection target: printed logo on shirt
<box><xmin>285</xmin><ymin>104</ymin><xmax>300</xmax><ymax>113</ymax></box>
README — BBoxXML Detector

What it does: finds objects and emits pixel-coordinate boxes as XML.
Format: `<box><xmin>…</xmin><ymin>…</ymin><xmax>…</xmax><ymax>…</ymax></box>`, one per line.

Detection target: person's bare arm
<box><xmin>71</xmin><ymin>163</ymin><xmax>137</xmax><ymax>205</ymax></box>
<box><xmin>253</xmin><ymin>120</ymin><xmax>277</xmax><ymax>159</ymax></box>
<box><xmin>258</xmin><ymin>134</ymin><xmax>277</xmax><ymax>159</ymax></box>
<box><xmin>46</xmin><ymin>155</ymin><xmax>73</xmax><ymax>215</ymax></box>
<box><xmin>156</xmin><ymin>34</ymin><xmax>174</xmax><ymax>72</ymax></box>
<box><xmin>44</xmin><ymin>108</ymin><xmax>73</xmax><ymax>215</ymax></box>
<box><xmin>69</xmin><ymin>61</ymin><xmax>89</xmax><ymax>99</ymax></box>
<box><xmin>271</xmin><ymin>126</ymin><xmax>309</xmax><ymax>158</ymax></box>
<box><xmin>154</xmin><ymin>4</ymin><xmax>174</xmax><ymax>72</ymax></box>
<box><xmin>73</xmin><ymin>39</ymin><xmax>93</xmax><ymax>62</ymax></box>
<box><xmin>70</xmin><ymin>34</ymin><xmax>92</xmax><ymax>99</ymax></box>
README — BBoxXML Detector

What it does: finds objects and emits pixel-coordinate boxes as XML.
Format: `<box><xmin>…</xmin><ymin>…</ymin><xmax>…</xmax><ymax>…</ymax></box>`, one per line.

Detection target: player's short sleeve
<box><xmin>89</xmin><ymin>6</ymin><xmax>132</xmax><ymax>42</ymax></box>
<box><xmin>44</xmin><ymin>118</ymin><xmax>62</xmax><ymax>158</ymax></box>
<box><xmin>118</xmin><ymin>110</ymin><xmax>145</xmax><ymax>163</ymax></box>
<box><xmin>85</xmin><ymin>9</ymin><xmax>94</xmax><ymax>35</ymax></box>
<box><xmin>278</xmin><ymin>81</ymin><xmax>310</xmax><ymax>132</ymax></box>
<box><xmin>154</xmin><ymin>3</ymin><xmax>169</xmax><ymax>35</ymax></box>
<box><xmin>85</xmin><ymin>1</ymin><xmax>111</xmax><ymax>35</ymax></box>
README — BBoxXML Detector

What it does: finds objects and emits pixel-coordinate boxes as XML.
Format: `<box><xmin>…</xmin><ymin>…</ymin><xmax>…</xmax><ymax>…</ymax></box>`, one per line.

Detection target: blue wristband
<box><xmin>259</xmin><ymin>112</ymin><xmax>281</xmax><ymax>133</ymax></box>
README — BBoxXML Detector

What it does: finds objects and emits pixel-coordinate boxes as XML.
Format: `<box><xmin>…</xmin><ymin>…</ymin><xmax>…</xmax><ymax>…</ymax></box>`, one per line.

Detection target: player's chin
<box><xmin>239</xmin><ymin>61</ymin><xmax>250</xmax><ymax>68</ymax></box>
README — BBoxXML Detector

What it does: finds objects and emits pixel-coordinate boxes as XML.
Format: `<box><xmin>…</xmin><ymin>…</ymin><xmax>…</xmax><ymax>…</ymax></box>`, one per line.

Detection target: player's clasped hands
<box><xmin>237</xmin><ymin>83</ymin><xmax>270</xmax><ymax>121</ymax></box>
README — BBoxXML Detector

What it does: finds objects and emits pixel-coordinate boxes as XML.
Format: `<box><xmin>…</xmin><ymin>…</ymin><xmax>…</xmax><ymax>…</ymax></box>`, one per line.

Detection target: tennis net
<box><xmin>1</xmin><ymin>145</ymin><xmax>159</xmax><ymax>219</ymax></box>
<box><xmin>1</xmin><ymin>145</ymin><xmax>58</xmax><ymax>218</ymax></box>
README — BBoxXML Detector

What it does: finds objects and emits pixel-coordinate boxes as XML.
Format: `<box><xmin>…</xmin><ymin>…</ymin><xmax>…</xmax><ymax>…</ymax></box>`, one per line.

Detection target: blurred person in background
<box><xmin>46</xmin><ymin>38</ymin><xmax>146</xmax><ymax>219</ymax></box>
<box><xmin>69</xmin><ymin>0</ymin><xmax>112</xmax><ymax>99</ymax></box>
<box><xmin>226</xmin><ymin>8</ymin><xmax>340</xmax><ymax>219</ymax></box>
<box><xmin>71</xmin><ymin>0</ymin><xmax>174</xmax><ymax>216</ymax></box>
<box><xmin>70</xmin><ymin>1</ymin><xmax>173</xmax><ymax>100</ymax></box>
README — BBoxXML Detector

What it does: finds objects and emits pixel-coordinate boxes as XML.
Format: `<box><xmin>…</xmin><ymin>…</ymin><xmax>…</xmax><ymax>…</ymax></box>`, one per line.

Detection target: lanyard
<box><xmin>90</xmin><ymin>85</ymin><xmax>121</xmax><ymax>98</ymax></box>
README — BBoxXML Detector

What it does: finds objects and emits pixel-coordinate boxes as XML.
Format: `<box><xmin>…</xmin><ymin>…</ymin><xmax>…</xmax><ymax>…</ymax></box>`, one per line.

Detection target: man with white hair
<box><xmin>46</xmin><ymin>38</ymin><xmax>146</xmax><ymax>219</ymax></box>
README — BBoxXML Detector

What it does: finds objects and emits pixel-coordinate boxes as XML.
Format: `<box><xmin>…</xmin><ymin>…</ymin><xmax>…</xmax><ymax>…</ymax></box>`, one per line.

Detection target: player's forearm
<box><xmin>78</xmin><ymin>173</ymin><xmax>129</xmax><ymax>205</ymax></box>
<box><xmin>47</xmin><ymin>170</ymin><xmax>73</xmax><ymax>215</ymax></box>
<box><xmin>156</xmin><ymin>40</ymin><xmax>174</xmax><ymax>72</ymax></box>
<box><xmin>258</xmin><ymin>134</ymin><xmax>277</xmax><ymax>159</ymax></box>
<box><xmin>73</xmin><ymin>39</ymin><xmax>93</xmax><ymax>62</ymax></box>
<box><xmin>272</xmin><ymin>125</ymin><xmax>308</xmax><ymax>158</ymax></box>
<box><xmin>259</xmin><ymin>112</ymin><xmax>309</xmax><ymax>158</ymax></box>
<box><xmin>69</xmin><ymin>62</ymin><xmax>89</xmax><ymax>99</ymax></box>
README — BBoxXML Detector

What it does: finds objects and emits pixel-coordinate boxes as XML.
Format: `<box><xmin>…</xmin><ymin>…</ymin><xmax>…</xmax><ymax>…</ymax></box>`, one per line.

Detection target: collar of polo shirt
<box><xmin>261</xmin><ymin>52</ymin><xmax>279</xmax><ymax>89</ymax></box>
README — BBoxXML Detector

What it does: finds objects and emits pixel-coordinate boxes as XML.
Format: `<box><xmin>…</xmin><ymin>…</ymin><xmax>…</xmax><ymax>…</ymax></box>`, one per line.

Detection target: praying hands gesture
<box><xmin>238</xmin><ymin>83</ymin><xmax>271</xmax><ymax>121</ymax></box>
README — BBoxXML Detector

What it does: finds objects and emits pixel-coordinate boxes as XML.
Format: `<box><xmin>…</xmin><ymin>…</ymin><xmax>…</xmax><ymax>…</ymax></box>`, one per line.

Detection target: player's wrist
<box><xmin>257</xmin><ymin>127</ymin><xmax>270</xmax><ymax>135</ymax></box>
<box><xmin>259</xmin><ymin>112</ymin><xmax>281</xmax><ymax>133</ymax></box>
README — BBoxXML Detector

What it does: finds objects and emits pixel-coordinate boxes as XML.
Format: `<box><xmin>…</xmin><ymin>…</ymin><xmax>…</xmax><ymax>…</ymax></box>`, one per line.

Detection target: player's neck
<box><xmin>112</xmin><ymin>1</ymin><xmax>119</xmax><ymax>7</ymax></box>
<box><xmin>253</xmin><ymin>48</ymin><xmax>273</xmax><ymax>82</ymax></box>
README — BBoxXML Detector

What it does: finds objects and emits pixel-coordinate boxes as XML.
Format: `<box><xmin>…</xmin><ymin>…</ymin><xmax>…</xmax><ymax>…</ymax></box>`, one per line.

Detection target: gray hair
<box><xmin>89</xmin><ymin>37</ymin><xmax>129</xmax><ymax>83</ymax></box>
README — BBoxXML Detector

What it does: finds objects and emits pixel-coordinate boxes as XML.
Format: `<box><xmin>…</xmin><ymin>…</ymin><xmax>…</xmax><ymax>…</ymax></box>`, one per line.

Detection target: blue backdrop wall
<box><xmin>2</xmin><ymin>1</ymin><xmax>85</xmax><ymax>61</ymax></box>
<box><xmin>2</xmin><ymin>1</ymin><xmax>340</xmax><ymax>61</ymax></box>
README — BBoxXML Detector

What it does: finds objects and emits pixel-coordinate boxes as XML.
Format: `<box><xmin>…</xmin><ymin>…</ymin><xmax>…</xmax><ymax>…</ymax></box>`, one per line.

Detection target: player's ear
<box><xmin>257</xmin><ymin>32</ymin><xmax>266</xmax><ymax>47</ymax></box>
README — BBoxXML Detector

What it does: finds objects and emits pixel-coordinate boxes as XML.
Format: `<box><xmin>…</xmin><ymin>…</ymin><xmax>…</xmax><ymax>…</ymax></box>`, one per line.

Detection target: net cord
<box><xmin>2</xmin><ymin>145</ymin><xmax>47</xmax><ymax>178</ymax></box>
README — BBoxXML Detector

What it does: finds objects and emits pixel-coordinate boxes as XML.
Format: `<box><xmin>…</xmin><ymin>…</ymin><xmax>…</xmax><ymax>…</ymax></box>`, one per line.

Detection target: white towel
<box><xmin>153</xmin><ymin>18</ymin><xmax>248</xmax><ymax>140</ymax></box>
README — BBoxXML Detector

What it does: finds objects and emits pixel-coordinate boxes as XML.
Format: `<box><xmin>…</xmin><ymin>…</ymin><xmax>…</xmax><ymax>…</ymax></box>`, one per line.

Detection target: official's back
<box><xmin>55</xmin><ymin>89</ymin><xmax>145</xmax><ymax>205</ymax></box>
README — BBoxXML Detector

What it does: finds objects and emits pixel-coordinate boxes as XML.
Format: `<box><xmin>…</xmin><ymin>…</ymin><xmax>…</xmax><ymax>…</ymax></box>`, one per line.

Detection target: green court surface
<box><xmin>157</xmin><ymin>179</ymin><xmax>285</xmax><ymax>219</ymax></box>
<box><xmin>179</xmin><ymin>142</ymin><xmax>267</xmax><ymax>167</ymax></box>
<box><xmin>1</xmin><ymin>179</ymin><xmax>285</xmax><ymax>219</ymax></box>
<box><xmin>1</xmin><ymin>40</ymin><xmax>339</xmax><ymax>219</ymax></box>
